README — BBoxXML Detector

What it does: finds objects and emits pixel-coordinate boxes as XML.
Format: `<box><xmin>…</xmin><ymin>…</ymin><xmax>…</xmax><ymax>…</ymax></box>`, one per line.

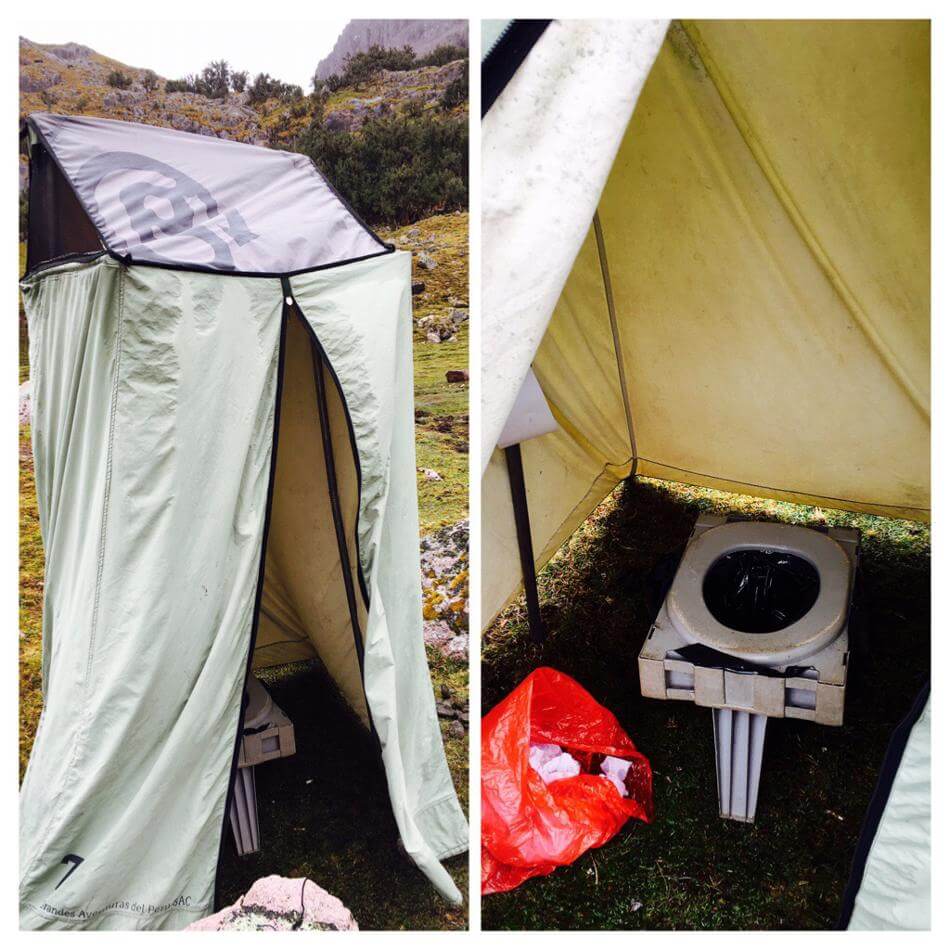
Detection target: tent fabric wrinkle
<box><xmin>848</xmin><ymin>696</ymin><xmax>931</xmax><ymax>930</ymax></box>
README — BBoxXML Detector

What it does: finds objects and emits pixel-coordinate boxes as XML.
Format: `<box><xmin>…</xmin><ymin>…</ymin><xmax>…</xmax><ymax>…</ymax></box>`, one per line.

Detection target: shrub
<box><xmin>107</xmin><ymin>70</ymin><xmax>133</xmax><ymax>89</ymax></box>
<box><xmin>418</xmin><ymin>44</ymin><xmax>467</xmax><ymax>67</ymax></box>
<box><xmin>341</xmin><ymin>44</ymin><xmax>416</xmax><ymax>85</ymax></box>
<box><xmin>298</xmin><ymin>110</ymin><xmax>467</xmax><ymax>225</ymax></box>
<box><xmin>440</xmin><ymin>61</ymin><xmax>468</xmax><ymax>111</ymax></box>
<box><xmin>324</xmin><ymin>73</ymin><xmax>346</xmax><ymax>93</ymax></box>
<box><xmin>198</xmin><ymin>60</ymin><xmax>231</xmax><ymax>99</ymax></box>
<box><xmin>247</xmin><ymin>72</ymin><xmax>303</xmax><ymax>106</ymax></box>
<box><xmin>232</xmin><ymin>70</ymin><xmax>248</xmax><ymax>94</ymax></box>
<box><xmin>142</xmin><ymin>69</ymin><xmax>159</xmax><ymax>93</ymax></box>
<box><xmin>164</xmin><ymin>77</ymin><xmax>193</xmax><ymax>94</ymax></box>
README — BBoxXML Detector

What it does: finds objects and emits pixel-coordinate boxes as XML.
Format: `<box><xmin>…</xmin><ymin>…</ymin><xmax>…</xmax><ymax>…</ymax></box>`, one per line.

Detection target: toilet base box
<box><xmin>638</xmin><ymin>514</ymin><xmax>859</xmax><ymax>726</ymax></box>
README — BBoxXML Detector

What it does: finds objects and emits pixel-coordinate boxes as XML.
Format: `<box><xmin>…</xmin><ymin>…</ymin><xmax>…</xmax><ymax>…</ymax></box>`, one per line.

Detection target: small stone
<box><xmin>417</xmin><ymin>252</ymin><xmax>437</xmax><ymax>270</ymax></box>
<box><xmin>436</xmin><ymin>701</ymin><xmax>455</xmax><ymax>719</ymax></box>
<box><xmin>411</xmin><ymin>281</ymin><xmax>426</xmax><ymax>295</ymax></box>
<box><xmin>426</xmin><ymin>330</ymin><xmax>442</xmax><ymax>344</ymax></box>
<box><xmin>448</xmin><ymin>720</ymin><xmax>466</xmax><ymax>739</ymax></box>
<box><xmin>421</xmin><ymin>468</ymin><xmax>442</xmax><ymax>481</ymax></box>
<box><xmin>441</xmin><ymin>683</ymin><xmax>452</xmax><ymax>700</ymax></box>
<box><xmin>445</xmin><ymin>370</ymin><xmax>469</xmax><ymax>384</ymax></box>
<box><xmin>449</xmin><ymin>308</ymin><xmax>468</xmax><ymax>325</ymax></box>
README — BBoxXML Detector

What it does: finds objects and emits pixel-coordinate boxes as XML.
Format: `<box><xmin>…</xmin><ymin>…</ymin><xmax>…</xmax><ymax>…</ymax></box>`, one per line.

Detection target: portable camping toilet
<box><xmin>481</xmin><ymin>19</ymin><xmax>929</xmax><ymax>928</ymax></box>
<box><xmin>19</xmin><ymin>112</ymin><xmax>467</xmax><ymax>930</ymax></box>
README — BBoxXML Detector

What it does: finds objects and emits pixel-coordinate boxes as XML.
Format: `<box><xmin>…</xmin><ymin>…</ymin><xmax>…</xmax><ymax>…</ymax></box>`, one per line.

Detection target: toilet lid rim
<box><xmin>667</xmin><ymin>521</ymin><xmax>852</xmax><ymax>663</ymax></box>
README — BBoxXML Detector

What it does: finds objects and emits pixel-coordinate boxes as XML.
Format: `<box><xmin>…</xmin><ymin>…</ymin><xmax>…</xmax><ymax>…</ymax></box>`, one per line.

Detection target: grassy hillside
<box><xmin>379</xmin><ymin>213</ymin><xmax>469</xmax><ymax>533</ymax></box>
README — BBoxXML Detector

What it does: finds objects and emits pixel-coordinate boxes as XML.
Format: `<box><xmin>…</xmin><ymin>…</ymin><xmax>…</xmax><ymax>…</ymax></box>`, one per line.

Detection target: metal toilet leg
<box><xmin>713</xmin><ymin>709</ymin><xmax>767</xmax><ymax>822</ymax></box>
<box><xmin>229</xmin><ymin>765</ymin><xmax>260</xmax><ymax>856</ymax></box>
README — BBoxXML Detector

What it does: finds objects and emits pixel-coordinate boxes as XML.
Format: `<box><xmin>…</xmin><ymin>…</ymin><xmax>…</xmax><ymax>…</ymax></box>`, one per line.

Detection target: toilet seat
<box><xmin>667</xmin><ymin>522</ymin><xmax>852</xmax><ymax>666</ymax></box>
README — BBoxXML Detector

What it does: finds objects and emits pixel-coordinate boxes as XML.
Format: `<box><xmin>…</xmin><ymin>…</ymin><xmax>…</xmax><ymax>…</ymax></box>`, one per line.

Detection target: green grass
<box><xmin>19</xmin><ymin>424</ymin><xmax>43</xmax><ymax>777</ymax></box>
<box><xmin>380</xmin><ymin>213</ymin><xmax>470</xmax><ymax>535</ymax></box>
<box><xmin>482</xmin><ymin>476</ymin><xmax>930</xmax><ymax>930</ymax></box>
<box><xmin>414</xmin><ymin>322</ymin><xmax>469</xmax><ymax>533</ymax></box>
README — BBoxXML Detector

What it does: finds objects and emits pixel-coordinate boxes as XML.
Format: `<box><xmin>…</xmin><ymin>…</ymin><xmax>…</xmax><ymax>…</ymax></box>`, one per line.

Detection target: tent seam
<box><xmin>637</xmin><ymin>455</ymin><xmax>930</xmax><ymax>515</ymax></box>
<box><xmin>680</xmin><ymin>21</ymin><xmax>928</xmax><ymax>421</ymax></box>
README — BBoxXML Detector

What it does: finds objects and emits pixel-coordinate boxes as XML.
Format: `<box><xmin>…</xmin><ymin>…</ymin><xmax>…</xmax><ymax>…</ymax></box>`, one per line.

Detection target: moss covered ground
<box><xmin>482</xmin><ymin>477</ymin><xmax>929</xmax><ymax>930</ymax></box>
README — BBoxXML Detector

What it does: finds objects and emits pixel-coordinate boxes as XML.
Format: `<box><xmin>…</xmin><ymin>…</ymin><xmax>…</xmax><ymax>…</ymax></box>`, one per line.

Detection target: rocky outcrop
<box><xmin>19</xmin><ymin>37</ymin><xmax>264</xmax><ymax>152</ymax></box>
<box><xmin>315</xmin><ymin>19</ymin><xmax>467</xmax><ymax>79</ymax></box>
<box><xmin>321</xmin><ymin>60</ymin><xmax>465</xmax><ymax>133</ymax></box>
<box><xmin>421</xmin><ymin>520</ymin><xmax>468</xmax><ymax>660</ymax></box>
<box><xmin>186</xmin><ymin>876</ymin><xmax>358</xmax><ymax>931</ymax></box>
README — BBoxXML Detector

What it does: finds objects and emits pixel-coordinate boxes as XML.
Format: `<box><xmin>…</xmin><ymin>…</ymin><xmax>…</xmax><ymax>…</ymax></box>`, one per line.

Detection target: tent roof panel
<box><xmin>26</xmin><ymin>112</ymin><xmax>389</xmax><ymax>275</ymax></box>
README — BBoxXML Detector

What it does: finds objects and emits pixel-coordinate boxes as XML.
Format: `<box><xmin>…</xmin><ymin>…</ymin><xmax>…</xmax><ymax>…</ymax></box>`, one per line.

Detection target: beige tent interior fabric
<box><xmin>253</xmin><ymin>314</ymin><xmax>369</xmax><ymax>726</ymax></box>
<box><xmin>483</xmin><ymin>19</ymin><xmax>930</xmax><ymax>624</ymax></box>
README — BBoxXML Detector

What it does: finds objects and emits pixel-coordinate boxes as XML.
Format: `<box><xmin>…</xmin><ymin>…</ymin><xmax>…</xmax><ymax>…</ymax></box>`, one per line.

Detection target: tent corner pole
<box><xmin>504</xmin><ymin>443</ymin><xmax>545</xmax><ymax>644</ymax></box>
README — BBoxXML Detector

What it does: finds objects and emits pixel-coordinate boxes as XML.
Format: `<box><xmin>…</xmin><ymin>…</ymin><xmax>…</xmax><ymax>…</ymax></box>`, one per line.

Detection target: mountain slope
<box><xmin>19</xmin><ymin>37</ymin><xmax>264</xmax><ymax>141</ymax></box>
<box><xmin>315</xmin><ymin>19</ymin><xmax>466</xmax><ymax>79</ymax></box>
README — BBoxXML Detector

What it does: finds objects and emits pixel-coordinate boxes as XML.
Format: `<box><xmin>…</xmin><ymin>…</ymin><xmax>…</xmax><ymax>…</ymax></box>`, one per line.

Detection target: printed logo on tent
<box><xmin>77</xmin><ymin>152</ymin><xmax>259</xmax><ymax>270</ymax></box>
<box><xmin>55</xmin><ymin>854</ymin><xmax>83</xmax><ymax>890</ymax></box>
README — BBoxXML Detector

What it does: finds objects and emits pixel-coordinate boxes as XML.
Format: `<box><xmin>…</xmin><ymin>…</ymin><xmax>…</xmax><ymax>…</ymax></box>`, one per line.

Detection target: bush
<box><xmin>164</xmin><ymin>77</ymin><xmax>193</xmax><ymax>94</ymax></box>
<box><xmin>198</xmin><ymin>60</ymin><xmax>231</xmax><ymax>99</ymax></box>
<box><xmin>341</xmin><ymin>44</ymin><xmax>416</xmax><ymax>85</ymax></box>
<box><xmin>107</xmin><ymin>70</ymin><xmax>133</xmax><ymax>89</ymax></box>
<box><xmin>232</xmin><ymin>70</ymin><xmax>248</xmax><ymax>94</ymax></box>
<box><xmin>440</xmin><ymin>61</ymin><xmax>468</xmax><ymax>111</ymax></box>
<box><xmin>324</xmin><ymin>73</ymin><xmax>346</xmax><ymax>93</ymax></box>
<box><xmin>418</xmin><ymin>44</ymin><xmax>467</xmax><ymax>67</ymax></box>
<box><xmin>142</xmin><ymin>69</ymin><xmax>159</xmax><ymax>93</ymax></box>
<box><xmin>247</xmin><ymin>72</ymin><xmax>304</xmax><ymax>106</ymax></box>
<box><xmin>298</xmin><ymin>110</ymin><xmax>467</xmax><ymax>225</ymax></box>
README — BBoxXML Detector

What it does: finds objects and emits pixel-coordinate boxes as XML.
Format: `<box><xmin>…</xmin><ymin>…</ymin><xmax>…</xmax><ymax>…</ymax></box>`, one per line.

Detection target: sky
<box><xmin>19</xmin><ymin>20</ymin><xmax>350</xmax><ymax>90</ymax></box>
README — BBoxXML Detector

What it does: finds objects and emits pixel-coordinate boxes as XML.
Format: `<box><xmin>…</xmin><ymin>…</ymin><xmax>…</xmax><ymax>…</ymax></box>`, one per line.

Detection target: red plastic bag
<box><xmin>481</xmin><ymin>667</ymin><xmax>653</xmax><ymax>894</ymax></box>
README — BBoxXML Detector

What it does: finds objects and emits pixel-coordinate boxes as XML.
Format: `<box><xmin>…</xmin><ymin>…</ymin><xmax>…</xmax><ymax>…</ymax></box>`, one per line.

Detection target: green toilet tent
<box><xmin>20</xmin><ymin>112</ymin><xmax>467</xmax><ymax>930</ymax></box>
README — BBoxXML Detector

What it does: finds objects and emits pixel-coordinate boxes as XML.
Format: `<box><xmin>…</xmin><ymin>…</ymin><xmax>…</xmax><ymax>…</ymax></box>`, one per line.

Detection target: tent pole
<box><xmin>504</xmin><ymin>443</ymin><xmax>545</xmax><ymax>643</ymax></box>
<box><xmin>593</xmin><ymin>210</ymin><xmax>638</xmax><ymax>472</ymax></box>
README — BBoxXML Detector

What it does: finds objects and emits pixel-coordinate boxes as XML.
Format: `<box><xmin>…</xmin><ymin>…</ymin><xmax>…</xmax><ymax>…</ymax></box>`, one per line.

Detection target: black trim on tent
<box><xmin>213</xmin><ymin>302</ymin><xmax>289</xmax><ymax>911</ymax></box>
<box><xmin>482</xmin><ymin>20</ymin><xmax>552</xmax><ymax>117</ymax></box>
<box><xmin>836</xmin><ymin>680</ymin><xmax>931</xmax><ymax>929</ymax></box>
<box><xmin>504</xmin><ymin>443</ymin><xmax>546</xmax><ymax>643</ymax></box>
<box><xmin>287</xmin><ymin>282</ymin><xmax>371</xmax><ymax>611</ymax></box>
<box><xmin>285</xmin><ymin>276</ymin><xmax>379</xmax><ymax>745</ymax></box>
<box><xmin>20</xmin><ymin>114</ymin><xmax>395</xmax><ymax>281</ymax></box>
